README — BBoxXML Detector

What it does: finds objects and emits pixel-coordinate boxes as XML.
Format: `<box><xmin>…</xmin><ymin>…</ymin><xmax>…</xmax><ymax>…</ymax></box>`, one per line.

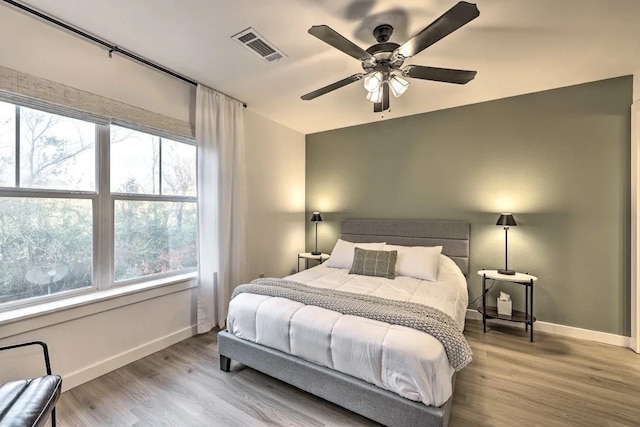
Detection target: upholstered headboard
<box><xmin>340</xmin><ymin>219</ymin><xmax>470</xmax><ymax>276</ymax></box>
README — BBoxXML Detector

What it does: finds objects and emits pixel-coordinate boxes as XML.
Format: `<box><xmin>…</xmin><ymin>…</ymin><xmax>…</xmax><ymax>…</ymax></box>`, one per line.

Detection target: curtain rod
<box><xmin>2</xmin><ymin>0</ymin><xmax>247</xmax><ymax>108</ymax></box>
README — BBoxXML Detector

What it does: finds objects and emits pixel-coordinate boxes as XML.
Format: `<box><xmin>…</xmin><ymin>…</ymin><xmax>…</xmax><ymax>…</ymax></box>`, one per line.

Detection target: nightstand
<box><xmin>297</xmin><ymin>252</ymin><xmax>330</xmax><ymax>272</ymax></box>
<box><xmin>477</xmin><ymin>269</ymin><xmax>538</xmax><ymax>342</ymax></box>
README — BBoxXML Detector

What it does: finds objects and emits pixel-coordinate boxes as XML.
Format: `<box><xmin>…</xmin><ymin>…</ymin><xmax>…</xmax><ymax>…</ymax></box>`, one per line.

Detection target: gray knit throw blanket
<box><xmin>232</xmin><ymin>278</ymin><xmax>472</xmax><ymax>372</ymax></box>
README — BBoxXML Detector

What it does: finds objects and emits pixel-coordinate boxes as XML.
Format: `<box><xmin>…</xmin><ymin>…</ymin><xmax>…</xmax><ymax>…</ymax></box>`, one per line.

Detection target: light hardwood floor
<box><xmin>57</xmin><ymin>320</ymin><xmax>640</xmax><ymax>426</ymax></box>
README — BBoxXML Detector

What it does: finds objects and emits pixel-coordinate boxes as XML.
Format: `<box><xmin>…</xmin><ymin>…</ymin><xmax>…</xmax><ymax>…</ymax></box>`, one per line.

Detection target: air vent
<box><xmin>231</xmin><ymin>27</ymin><xmax>287</xmax><ymax>63</ymax></box>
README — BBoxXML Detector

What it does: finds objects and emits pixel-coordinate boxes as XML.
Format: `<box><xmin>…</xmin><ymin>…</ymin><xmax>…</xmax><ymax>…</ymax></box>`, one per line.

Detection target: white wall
<box><xmin>245</xmin><ymin>111</ymin><xmax>306</xmax><ymax>279</ymax></box>
<box><xmin>0</xmin><ymin>280</ymin><xmax>197</xmax><ymax>390</ymax></box>
<box><xmin>0</xmin><ymin>3</ymin><xmax>306</xmax><ymax>389</ymax></box>
<box><xmin>0</xmin><ymin>4</ymin><xmax>194</xmax><ymax>124</ymax></box>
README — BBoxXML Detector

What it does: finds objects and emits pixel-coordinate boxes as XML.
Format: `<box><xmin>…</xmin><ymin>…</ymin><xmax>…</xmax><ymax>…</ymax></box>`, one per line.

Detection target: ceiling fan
<box><xmin>301</xmin><ymin>1</ymin><xmax>480</xmax><ymax>113</ymax></box>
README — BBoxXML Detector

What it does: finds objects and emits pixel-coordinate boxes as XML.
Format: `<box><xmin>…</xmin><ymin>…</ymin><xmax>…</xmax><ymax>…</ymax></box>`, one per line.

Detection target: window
<box><xmin>111</xmin><ymin>126</ymin><xmax>197</xmax><ymax>282</ymax></box>
<box><xmin>0</xmin><ymin>102</ymin><xmax>197</xmax><ymax>308</ymax></box>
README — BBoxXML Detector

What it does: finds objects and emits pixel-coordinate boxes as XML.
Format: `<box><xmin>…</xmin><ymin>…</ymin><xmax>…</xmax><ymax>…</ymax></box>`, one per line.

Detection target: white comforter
<box><xmin>227</xmin><ymin>255</ymin><xmax>469</xmax><ymax>407</ymax></box>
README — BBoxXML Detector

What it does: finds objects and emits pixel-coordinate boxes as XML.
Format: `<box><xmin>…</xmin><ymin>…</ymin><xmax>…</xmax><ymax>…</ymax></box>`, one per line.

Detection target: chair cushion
<box><xmin>0</xmin><ymin>375</ymin><xmax>62</xmax><ymax>427</ymax></box>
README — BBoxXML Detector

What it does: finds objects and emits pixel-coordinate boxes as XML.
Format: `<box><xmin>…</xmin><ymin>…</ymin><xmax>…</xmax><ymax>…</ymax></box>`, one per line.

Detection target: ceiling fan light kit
<box><xmin>363</xmin><ymin>72</ymin><xmax>409</xmax><ymax>103</ymax></box>
<box><xmin>301</xmin><ymin>1</ymin><xmax>480</xmax><ymax>112</ymax></box>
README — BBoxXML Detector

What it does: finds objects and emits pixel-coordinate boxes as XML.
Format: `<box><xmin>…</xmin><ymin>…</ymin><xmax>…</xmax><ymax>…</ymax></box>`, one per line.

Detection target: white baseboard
<box><xmin>62</xmin><ymin>325</ymin><xmax>197</xmax><ymax>391</ymax></box>
<box><xmin>466</xmin><ymin>309</ymin><xmax>630</xmax><ymax>348</ymax></box>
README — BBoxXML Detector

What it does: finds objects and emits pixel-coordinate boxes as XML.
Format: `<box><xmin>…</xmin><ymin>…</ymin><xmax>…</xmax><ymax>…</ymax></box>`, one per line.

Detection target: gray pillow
<box><xmin>349</xmin><ymin>247</ymin><xmax>397</xmax><ymax>279</ymax></box>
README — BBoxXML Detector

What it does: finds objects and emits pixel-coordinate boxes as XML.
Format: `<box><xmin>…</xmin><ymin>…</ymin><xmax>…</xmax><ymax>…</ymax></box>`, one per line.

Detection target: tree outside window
<box><xmin>0</xmin><ymin>104</ymin><xmax>197</xmax><ymax>307</ymax></box>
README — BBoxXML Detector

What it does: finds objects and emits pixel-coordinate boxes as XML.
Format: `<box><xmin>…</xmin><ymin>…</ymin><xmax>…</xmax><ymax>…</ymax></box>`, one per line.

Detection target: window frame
<box><xmin>0</xmin><ymin>104</ymin><xmax>198</xmax><ymax>311</ymax></box>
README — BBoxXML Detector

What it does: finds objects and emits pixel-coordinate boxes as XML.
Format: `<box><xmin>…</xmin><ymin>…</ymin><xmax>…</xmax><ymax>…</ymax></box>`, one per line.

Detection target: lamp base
<box><xmin>498</xmin><ymin>269</ymin><xmax>516</xmax><ymax>275</ymax></box>
<box><xmin>311</xmin><ymin>251</ymin><xmax>321</xmax><ymax>256</ymax></box>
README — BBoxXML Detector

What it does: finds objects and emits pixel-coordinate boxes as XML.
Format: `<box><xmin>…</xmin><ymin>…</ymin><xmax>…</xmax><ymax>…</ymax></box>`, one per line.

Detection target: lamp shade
<box><xmin>496</xmin><ymin>213</ymin><xmax>517</xmax><ymax>227</ymax></box>
<box><xmin>389</xmin><ymin>74</ymin><xmax>410</xmax><ymax>98</ymax></box>
<box><xmin>363</xmin><ymin>71</ymin><xmax>383</xmax><ymax>92</ymax></box>
<box><xmin>365</xmin><ymin>88</ymin><xmax>383</xmax><ymax>103</ymax></box>
<box><xmin>310</xmin><ymin>212</ymin><xmax>323</xmax><ymax>222</ymax></box>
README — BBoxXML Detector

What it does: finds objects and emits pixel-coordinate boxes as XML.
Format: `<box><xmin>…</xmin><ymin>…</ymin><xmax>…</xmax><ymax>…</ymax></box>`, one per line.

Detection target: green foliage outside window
<box><xmin>0</xmin><ymin>104</ymin><xmax>198</xmax><ymax>306</ymax></box>
<box><xmin>114</xmin><ymin>200</ymin><xmax>197</xmax><ymax>282</ymax></box>
<box><xmin>0</xmin><ymin>198</ymin><xmax>92</xmax><ymax>303</ymax></box>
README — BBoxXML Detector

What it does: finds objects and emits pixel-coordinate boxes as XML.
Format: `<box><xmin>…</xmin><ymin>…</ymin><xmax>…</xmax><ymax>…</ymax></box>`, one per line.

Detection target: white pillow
<box><xmin>325</xmin><ymin>239</ymin><xmax>385</xmax><ymax>269</ymax></box>
<box><xmin>384</xmin><ymin>244</ymin><xmax>443</xmax><ymax>281</ymax></box>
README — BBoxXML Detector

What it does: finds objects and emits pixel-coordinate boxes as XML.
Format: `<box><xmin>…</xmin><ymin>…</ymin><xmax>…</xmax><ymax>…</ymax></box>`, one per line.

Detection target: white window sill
<box><xmin>0</xmin><ymin>273</ymin><xmax>198</xmax><ymax>338</ymax></box>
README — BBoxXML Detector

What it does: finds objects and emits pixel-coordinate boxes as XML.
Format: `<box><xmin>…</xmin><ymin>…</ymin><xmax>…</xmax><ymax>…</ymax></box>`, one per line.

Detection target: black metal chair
<box><xmin>0</xmin><ymin>341</ymin><xmax>62</xmax><ymax>427</ymax></box>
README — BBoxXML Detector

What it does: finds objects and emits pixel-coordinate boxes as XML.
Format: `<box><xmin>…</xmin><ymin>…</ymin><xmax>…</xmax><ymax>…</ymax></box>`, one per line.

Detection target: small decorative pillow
<box><xmin>349</xmin><ymin>247</ymin><xmax>398</xmax><ymax>279</ymax></box>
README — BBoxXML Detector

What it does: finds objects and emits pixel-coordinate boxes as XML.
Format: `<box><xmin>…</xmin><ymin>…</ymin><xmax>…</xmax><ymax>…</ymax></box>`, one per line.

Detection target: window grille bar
<box><xmin>111</xmin><ymin>193</ymin><xmax>196</xmax><ymax>203</ymax></box>
<box><xmin>159</xmin><ymin>137</ymin><xmax>163</xmax><ymax>195</ymax></box>
<box><xmin>14</xmin><ymin>105</ymin><xmax>19</xmax><ymax>187</ymax></box>
<box><xmin>0</xmin><ymin>188</ymin><xmax>97</xmax><ymax>199</ymax></box>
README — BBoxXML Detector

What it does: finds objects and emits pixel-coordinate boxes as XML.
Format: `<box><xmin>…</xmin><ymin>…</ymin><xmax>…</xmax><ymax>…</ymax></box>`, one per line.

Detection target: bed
<box><xmin>218</xmin><ymin>219</ymin><xmax>470</xmax><ymax>427</ymax></box>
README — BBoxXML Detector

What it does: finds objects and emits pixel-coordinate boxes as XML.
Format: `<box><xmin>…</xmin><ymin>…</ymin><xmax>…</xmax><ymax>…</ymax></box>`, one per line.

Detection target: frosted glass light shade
<box><xmin>365</xmin><ymin>88</ymin><xmax>383</xmax><ymax>103</ymax></box>
<box><xmin>389</xmin><ymin>75</ymin><xmax>410</xmax><ymax>97</ymax></box>
<box><xmin>363</xmin><ymin>71</ymin><xmax>383</xmax><ymax>92</ymax></box>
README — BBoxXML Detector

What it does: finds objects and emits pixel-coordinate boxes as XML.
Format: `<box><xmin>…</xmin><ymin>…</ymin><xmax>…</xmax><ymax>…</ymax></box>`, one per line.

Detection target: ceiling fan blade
<box><xmin>393</xmin><ymin>2</ymin><xmax>479</xmax><ymax>59</ymax></box>
<box><xmin>308</xmin><ymin>25</ymin><xmax>374</xmax><ymax>61</ymax></box>
<box><xmin>301</xmin><ymin>74</ymin><xmax>364</xmax><ymax>100</ymax></box>
<box><xmin>374</xmin><ymin>83</ymin><xmax>390</xmax><ymax>112</ymax></box>
<box><xmin>404</xmin><ymin>65</ymin><xmax>477</xmax><ymax>84</ymax></box>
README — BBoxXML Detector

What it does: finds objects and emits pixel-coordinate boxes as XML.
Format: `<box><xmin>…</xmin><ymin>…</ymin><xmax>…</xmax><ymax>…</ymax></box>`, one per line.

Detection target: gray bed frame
<box><xmin>218</xmin><ymin>219</ymin><xmax>470</xmax><ymax>427</ymax></box>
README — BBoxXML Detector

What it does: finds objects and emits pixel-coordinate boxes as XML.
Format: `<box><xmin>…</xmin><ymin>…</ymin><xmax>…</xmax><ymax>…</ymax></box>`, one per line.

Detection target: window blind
<box><xmin>0</xmin><ymin>64</ymin><xmax>194</xmax><ymax>139</ymax></box>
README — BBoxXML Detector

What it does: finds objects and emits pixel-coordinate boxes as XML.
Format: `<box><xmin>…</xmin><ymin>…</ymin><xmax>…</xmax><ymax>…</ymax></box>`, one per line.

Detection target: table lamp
<box><xmin>310</xmin><ymin>212</ymin><xmax>323</xmax><ymax>255</ymax></box>
<box><xmin>496</xmin><ymin>213</ymin><xmax>517</xmax><ymax>275</ymax></box>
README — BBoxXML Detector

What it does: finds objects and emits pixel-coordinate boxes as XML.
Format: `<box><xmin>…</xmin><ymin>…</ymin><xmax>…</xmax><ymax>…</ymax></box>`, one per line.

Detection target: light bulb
<box><xmin>363</xmin><ymin>71</ymin><xmax>383</xmax><ymax>92</ymax></box>
<box><xmin>389</xmin><ymin>74</ymin><xmax>410</xmax><ymax>98</ymax></box>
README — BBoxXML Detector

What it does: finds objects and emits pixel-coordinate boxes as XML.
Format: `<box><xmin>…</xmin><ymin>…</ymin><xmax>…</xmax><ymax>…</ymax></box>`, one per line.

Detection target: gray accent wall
<box><xmin>306</xmin><ymin>76</ymin><xmax>632</xmax><ymax>336</ymax></box>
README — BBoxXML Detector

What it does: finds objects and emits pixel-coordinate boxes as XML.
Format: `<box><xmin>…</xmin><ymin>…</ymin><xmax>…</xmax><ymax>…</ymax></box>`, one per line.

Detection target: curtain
<box><xmin>196</xmin><ymin>84</ymin><xmax>248</xmax><ymax>333</ymax></box>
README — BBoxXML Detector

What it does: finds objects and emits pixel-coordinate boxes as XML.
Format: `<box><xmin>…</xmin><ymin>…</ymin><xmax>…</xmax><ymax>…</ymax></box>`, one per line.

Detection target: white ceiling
<box><xmin>14</xmin><ymin>0</ymin><xmax>640</xmax><ymax>134</ymax></box>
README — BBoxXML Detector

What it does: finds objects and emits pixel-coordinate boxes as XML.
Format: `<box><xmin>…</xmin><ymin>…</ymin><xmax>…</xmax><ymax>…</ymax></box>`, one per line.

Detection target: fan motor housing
<box><xmin>363</xmin><ymin>42</ymin><xmax>403</xmax><ymax>72</ymax></box>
